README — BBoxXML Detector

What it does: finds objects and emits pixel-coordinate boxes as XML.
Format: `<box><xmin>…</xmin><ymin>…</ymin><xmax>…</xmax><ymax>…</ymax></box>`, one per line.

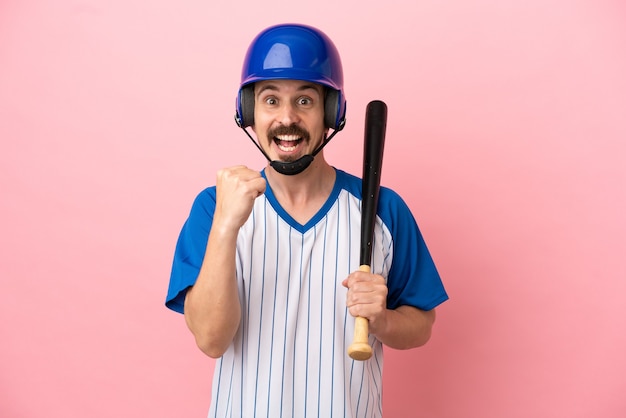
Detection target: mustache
<box><xmin>267</xmin><ymin>124</ymin><xmax>310</xmax><ymax>141</ymax></box>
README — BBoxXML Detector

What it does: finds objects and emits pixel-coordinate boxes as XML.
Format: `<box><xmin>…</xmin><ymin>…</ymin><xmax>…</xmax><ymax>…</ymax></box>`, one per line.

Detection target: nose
<box><xmin>277</xmin><ymin>102</ymin><xmax>300</xmax><ymax>126</ymax></box>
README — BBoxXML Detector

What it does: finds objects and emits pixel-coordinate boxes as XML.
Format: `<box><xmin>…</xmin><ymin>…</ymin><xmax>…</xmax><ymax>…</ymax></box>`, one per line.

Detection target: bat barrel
<box><xmin>360</xmin><ymin>100</ymin><xmax>387</xmax><ymax>266</ymax></box>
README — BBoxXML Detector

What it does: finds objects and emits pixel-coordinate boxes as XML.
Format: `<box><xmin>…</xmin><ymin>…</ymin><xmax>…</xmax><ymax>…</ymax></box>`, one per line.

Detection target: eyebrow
<box><xmin>256</xmin><ymin>83</ymin><xmax>322</xmax><ymax>96</ymax></box>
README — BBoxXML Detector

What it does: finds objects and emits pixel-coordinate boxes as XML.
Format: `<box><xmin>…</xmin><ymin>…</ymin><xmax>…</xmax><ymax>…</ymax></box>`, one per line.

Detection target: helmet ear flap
<box><xmin>237</xmin><ymin>85</ymin><xmax>255</xmax><ymax>128</ymax></box>
<box><xmin>324</xmin><ymin>89</ymin><xmax>345</xmax><ymax>131</ymax></box>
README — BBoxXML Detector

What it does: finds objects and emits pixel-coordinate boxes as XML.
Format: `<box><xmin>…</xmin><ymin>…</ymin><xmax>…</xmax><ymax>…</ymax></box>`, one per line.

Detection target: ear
<box><xmin>238</xmin><ymin>84</ymin><xmax>255</xmax><ymax>128</ymax></box>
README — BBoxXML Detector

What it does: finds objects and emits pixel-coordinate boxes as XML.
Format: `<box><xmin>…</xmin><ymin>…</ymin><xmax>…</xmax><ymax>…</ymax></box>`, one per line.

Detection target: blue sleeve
<box><xmin>378</xmin><ymin>187</ymin><xmax>448</xmax><ymax>311</ymax></box>
<box><xmin>165</xmin><ymin>187</ymin><xmax>216</xmax><ymax>314</ymax></box>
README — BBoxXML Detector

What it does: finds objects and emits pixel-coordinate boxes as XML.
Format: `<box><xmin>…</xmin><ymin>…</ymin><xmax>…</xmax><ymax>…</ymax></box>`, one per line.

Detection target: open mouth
<box><xmin>274</xmin><ymin>134</ymin><xmax>304</xmax><ymax>153</ymax></box>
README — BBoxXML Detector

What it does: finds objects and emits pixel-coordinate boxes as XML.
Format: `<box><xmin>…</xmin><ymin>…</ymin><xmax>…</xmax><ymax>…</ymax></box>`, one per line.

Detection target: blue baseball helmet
<box><xmin>235</xmin><ymin>23</ymin><xmax>347</xmax><ymax>131</ymax></box>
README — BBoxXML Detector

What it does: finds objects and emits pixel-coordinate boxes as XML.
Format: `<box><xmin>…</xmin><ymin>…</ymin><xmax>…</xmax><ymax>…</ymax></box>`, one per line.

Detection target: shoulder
<box><xmin>334</xmin><ymin>168</ymin><xmax>361</xmax><ymax>195</ymax></box>
<box><xmin>189</xmin><ymin>186</ymin><xmax>217</xmax><ymax>211</ymax></box>
<box><xmin>195</xmin><ymin>185</ymin><xmax>217</xmax><ymax>201</ymax></box>
<box><xmin>335</xmin><ymin>168</ymin><xmax>405</xmax><ymax>199</ymax></box>
<box><xmin>334</xmin><ymin>168</ymin><xmax>413</xmax><ymax>218</ymax></box>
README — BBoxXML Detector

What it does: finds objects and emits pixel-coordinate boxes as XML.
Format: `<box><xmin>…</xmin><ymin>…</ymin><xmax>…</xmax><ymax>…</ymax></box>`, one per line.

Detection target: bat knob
<box><xmin>348</xmin><ymin>343</ymin><xmax>373</xmax><ymax>361</ymax></box>
<box><xmin>349</xmin><ymin>311</ymin><xmax>373</xmax><ymax>360</ymax></box>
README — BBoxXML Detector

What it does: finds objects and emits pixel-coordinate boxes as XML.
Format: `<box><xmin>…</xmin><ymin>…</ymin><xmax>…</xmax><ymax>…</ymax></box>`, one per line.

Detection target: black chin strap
<box><xmin>236</xmin><ymin>117</ymin><xmax>345</xmax><ymax>176</ymax></box>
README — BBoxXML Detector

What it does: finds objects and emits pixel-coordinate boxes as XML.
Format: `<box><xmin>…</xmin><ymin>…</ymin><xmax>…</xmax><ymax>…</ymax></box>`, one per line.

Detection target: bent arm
<box><xmin>184</xmin><ymin>223</ymin><xmax>241</xmax><ymax>358</ymax></box>
<box><xmin>343</xmin><ymin>271</ymin><xmax>438</xmax><ymax>350</ymax></box>
<box><xmin>371</xmin><ymin>305</ymin><xmax>436</xmax><ymax>350</ymax></box>
<box><xmin>183</xmin><ymin>166</ymin><xmax>266</xmax><ymax>358</ymax></box>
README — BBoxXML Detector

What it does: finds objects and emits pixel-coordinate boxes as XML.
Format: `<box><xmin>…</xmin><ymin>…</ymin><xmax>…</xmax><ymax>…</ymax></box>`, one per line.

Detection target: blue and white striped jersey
<box><xmin>166</xmin><ymin>168</ymin><xmax>448</xmax><ymax>417</ymax></box>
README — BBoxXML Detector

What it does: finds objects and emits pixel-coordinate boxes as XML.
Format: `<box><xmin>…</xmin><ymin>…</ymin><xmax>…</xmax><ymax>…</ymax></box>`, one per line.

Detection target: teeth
<box><xmin>275</xmin><ymin>134</ymin><xmax>302</xmax><ymax>152</ymax></box>
<box><xmin>276</xmin><ymin>135</ymin><xmax>300</xmax><ymax>142</ymax></box>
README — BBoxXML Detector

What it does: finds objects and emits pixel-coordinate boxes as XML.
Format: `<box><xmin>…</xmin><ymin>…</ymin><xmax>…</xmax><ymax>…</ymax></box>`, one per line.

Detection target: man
<box><xmin>166</xmin><ymin>23</ymin><xmax>448</xmax><ymax>417</ymax></box>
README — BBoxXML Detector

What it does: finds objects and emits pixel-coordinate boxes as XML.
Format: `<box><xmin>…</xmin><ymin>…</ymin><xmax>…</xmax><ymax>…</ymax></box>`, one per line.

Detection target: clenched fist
<box><xmin>213</xmin><ymin>166</ymin><xmax>266</xmax><ymax>231</ymax></box>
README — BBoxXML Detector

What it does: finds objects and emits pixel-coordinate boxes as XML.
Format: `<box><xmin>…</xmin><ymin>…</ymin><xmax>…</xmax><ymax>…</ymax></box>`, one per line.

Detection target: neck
<box><xmin>265</xmin><ymin>157</ymin><xmax>336</xmax><ymax>210</ymax></box>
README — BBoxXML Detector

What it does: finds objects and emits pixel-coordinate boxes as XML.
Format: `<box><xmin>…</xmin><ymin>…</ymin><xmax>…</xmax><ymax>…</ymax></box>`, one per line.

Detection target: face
<box><xmin>253</xmin><ymin>79</ymin><xmax>327</xmax><ymax>163</ymax></box>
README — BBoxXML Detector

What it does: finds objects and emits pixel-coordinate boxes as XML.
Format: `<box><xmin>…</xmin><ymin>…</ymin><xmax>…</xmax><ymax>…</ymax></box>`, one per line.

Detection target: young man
<box><xmin>166</xmin><ymin>23</ymin><xmax>448</xmax><ymax>417</ymax></box>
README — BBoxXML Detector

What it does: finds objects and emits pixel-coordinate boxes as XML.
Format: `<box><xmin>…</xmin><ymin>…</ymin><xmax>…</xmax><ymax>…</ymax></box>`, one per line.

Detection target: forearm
<box><xmin>184</xmin><ymin>224</ymin><xmax>241</xmax><ymax>358</ymax></box>
<box><xmin>371</xmin><ymin>306</ymin><xmax>436</xmax><ymax>350</ymax></box>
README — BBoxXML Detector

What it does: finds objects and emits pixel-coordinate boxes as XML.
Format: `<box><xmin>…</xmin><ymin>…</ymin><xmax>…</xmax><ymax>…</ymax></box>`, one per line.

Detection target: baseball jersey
<box><xmin>166</xmin><ymin>168</ymin><xmax>448</xmax><ymax>417</ymax></box>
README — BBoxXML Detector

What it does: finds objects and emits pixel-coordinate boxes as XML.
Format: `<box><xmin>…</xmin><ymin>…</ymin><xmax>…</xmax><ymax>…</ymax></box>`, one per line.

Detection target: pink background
<box><xmin>2</xmin><ymin>1</ymin><xmax>625</xmax><ymax>417</ymax></box>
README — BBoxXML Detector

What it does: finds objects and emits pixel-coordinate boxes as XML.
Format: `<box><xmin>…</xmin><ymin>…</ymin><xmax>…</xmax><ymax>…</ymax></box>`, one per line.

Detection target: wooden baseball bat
<box><xmin>348</xmin><ymin>100</ymin><xmax>387</xmax><ymax>361</ymax></box>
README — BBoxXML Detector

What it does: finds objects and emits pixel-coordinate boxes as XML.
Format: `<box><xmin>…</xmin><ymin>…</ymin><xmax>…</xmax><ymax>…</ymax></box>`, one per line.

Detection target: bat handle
<box><xmin>347</xmin><ymin>265</ymin><xmax>374</xmax><ymax>361</ymax></box>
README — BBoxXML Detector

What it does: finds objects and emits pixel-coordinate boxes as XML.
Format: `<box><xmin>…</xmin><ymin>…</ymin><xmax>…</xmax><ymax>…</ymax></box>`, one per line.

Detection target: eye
<box><xmin>264</xmin><ymin>97</ymin><xmax>277</xmax><ymax>105</ymax></box>
<box><xmin>297</xmin><ymin>96</ymin><xmax>312</xmax><ymax>106</ymax></box>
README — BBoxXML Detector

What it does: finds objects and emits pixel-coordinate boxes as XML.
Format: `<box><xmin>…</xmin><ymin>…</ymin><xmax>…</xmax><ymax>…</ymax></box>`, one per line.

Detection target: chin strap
<box><xmin>235</xmin><ymin>115</ymin><xmax>345</xmax><ymax>176</ymax></box>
